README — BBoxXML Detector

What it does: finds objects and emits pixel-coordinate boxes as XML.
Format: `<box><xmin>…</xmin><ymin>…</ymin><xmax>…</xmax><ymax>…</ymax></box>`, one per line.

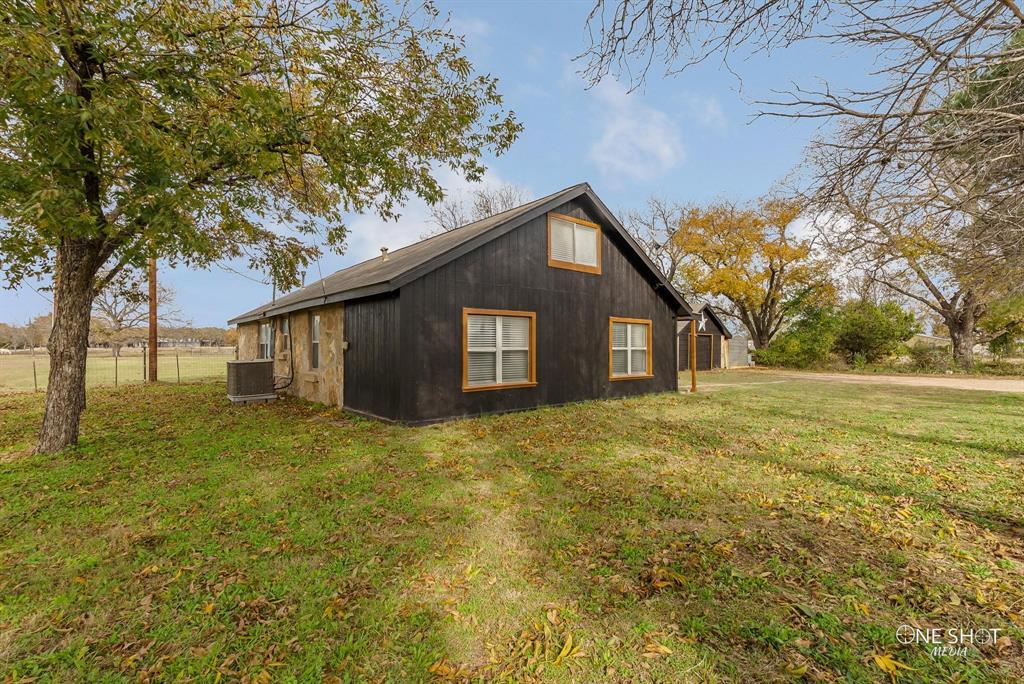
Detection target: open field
<box><xmin>0</xmin><ymin>348</ymin><xmax>232</xmax><ymax>392</ymax></box>
<box><xmin>1</xmin><ymin>373</ymin><xmax>1022</xmax><ymax>681</ymax></box>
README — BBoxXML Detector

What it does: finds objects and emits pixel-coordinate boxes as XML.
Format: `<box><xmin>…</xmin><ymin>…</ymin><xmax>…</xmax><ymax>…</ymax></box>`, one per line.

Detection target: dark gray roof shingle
<box><xmin>229</xmin><ymin>182</ymin><xmax>688</xmax><ymax>324</ymax></box>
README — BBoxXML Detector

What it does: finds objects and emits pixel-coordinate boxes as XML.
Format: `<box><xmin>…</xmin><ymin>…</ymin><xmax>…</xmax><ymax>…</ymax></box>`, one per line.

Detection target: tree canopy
<box><xmin>675</xmin><ymin>198</ymin><xmax>835</xmax><ymax>348</ymax></box>
<box><xmin>0</xmin><ymin>0</ymin><xmax>521</xmax><ymax>291</ymax></box>
<box><xmin>0</xmin><ymin>0</ymin><xmax>521</xmax><ymax>452</ymax></box>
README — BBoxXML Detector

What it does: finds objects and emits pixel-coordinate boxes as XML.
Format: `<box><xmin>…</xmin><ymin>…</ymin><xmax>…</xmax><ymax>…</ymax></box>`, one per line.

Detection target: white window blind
<box><xmin>550</xmin><ymin>217</ymin><xmax>598</xmax><ymax>268</ymax></box>
<box><xmin>550</xmin><ymin>218</ymin><xmax>575</xmax><ymax>262</ymax></box>
<box><xmin>467</xmin><ymin>314</ymin><xmax>532</xmax><ymax>386</ymax></box>
<box><xmin>611</xmin><ymin>320</ymin><xmax>650</xmax><ymax>376</ymax></box>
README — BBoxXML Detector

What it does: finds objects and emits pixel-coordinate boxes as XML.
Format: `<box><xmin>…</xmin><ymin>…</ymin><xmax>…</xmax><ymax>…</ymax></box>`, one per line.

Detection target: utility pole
<box><xmin>148</xmin><ymin>256</ymin><xmax>158</xmax><ymax>382</ymax></box>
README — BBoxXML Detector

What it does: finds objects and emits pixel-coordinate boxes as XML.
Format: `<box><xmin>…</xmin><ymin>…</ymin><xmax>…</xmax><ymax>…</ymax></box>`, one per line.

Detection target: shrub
<box><xmin>834</xmin><ymin>301</ymin><xmax>919</xmax><ymax>364</ymax></box>
<box><xmin>906</xmin><ymin>344</ymin><xmax>953</xmax><ymax>372</ymax></box>
<box><xmin>754</xmin><ymin>306</ymin><xmax>840</xmax><ymax>368</ymax></box>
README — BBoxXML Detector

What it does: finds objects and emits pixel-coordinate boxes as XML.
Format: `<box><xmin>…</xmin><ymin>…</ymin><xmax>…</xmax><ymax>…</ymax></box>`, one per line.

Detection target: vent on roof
<box><xmin>226</xmin><ymin>360</ymin><xmax>277</xmax><ymax>404</ymax></box>
<box><xmin>380</xmin><ymin>246</ymin><xmax>389</xmax><ymax>261</ymax></box>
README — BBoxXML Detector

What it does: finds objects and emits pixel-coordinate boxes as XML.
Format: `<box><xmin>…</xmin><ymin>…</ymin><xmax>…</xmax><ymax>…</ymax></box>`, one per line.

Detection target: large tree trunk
<box><xmin>948</xmin><ymin>316</ymin><xmax>976</xmax><ymax>370</ymax></box>
<box><xmin>37</xmin><ymin>242</ymin><xmax>103</xmax><ymax>453</ymax></box>
<box><xmin>944</xmin><ymin>291</ymin><xmax>980</xmax><ymax>371</ymax></box>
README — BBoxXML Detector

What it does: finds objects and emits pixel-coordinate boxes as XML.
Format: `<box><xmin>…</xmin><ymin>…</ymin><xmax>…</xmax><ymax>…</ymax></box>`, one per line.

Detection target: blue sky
<box><xmin>2</xmin><ymin>0</ymin><xmax>869</xmax><ymax>327</ymax></box>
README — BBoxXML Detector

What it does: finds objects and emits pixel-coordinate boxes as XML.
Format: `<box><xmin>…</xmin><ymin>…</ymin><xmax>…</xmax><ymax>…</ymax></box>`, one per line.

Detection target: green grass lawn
<box><xmin>0</xmin><ymin>350</ymin><xmax>232</xmax><ymax>392</ymax></box>
<box><xmin>1</xmin><ymin>373</ymin><xmax>1022</xmax><ymax>682</ymax></box>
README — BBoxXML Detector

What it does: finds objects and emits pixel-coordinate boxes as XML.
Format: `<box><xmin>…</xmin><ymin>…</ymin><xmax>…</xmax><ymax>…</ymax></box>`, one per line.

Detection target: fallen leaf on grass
<box><xmin>642</xmin><ymin>641</ymin><xmax>673</xmax><ymax>658</ymax></box>
<box><xmin>871</xmin><ymin>653</ymin><xmax>914</xmax><ymax>683</ymax></box>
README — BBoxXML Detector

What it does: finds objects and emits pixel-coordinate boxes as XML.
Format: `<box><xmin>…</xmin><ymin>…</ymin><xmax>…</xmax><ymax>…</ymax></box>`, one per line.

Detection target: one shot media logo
<box><xmin>896</xmin><ymin>625</ymin><xmax>1003</xmax><ymax>658</ymax></box>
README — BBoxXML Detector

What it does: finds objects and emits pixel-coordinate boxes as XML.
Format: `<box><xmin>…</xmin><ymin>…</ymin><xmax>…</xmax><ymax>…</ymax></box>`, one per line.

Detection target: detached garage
<box><xmin>678</xmin><ymin>304</ymin><xmax>732</xmax><ymax>371</ymax></box>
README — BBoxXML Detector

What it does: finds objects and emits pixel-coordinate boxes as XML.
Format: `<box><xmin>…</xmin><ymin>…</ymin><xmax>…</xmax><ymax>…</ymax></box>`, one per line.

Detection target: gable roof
<box><xmin>679</xmin><ymin>303</ymin><xmax>733</xmax><ymax>339</ymax></box>
<box><xmin>229</xmin><ymin>182</ymin><xmax>690</xmax><ymax>325</ymax></box>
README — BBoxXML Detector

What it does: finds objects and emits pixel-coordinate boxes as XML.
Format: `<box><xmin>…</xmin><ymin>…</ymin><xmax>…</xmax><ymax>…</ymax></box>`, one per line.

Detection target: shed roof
<box><xmin>229</xmin><ymin>183</ymin><xmax>690</xmax><ymax>324</ymax></box>
<box><xmin>679</xmin><ymin>303</ymin><xmax>733</xmax><ymax>339</ymax></box>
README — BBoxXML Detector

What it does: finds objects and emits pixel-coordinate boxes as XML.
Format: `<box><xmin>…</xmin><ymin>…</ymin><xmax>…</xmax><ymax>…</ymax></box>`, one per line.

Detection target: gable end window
<box><xmin>609</xmin><ymin>317</ymin><xmax>652</xmax><ymax>380</ymax></box>
<box><xmin>258</xmin><ymin>322</ymin><xmax>274</xmax><ymax>359</ymax></box>
<box><xmin>310</xmin><ymin>313</ymin><xmax>321</xmax><ymax>369</ymax></box>
<box><xmin>463</xmin><ymin>308</ymin><xmax>537</xmax><ymax>392</ymax></box>
<box><xmin>547</xmin><ymin>213</ymin><xmax>601</xmax><ymax>274</ymax></box>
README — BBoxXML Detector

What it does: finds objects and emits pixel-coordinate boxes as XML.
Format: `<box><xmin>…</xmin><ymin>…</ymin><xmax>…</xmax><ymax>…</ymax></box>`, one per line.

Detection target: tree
<box><xmin>753</xmin><ymin>304</ymin><xmax>840</xmax><ymax>369</ymax></box>
<box><xmin>580</xmin><ymin>1</ymin><xmax>1024</xmax><ymax>267</ymax></box>
<box><xmin>0</xmin><ymin>0</ymin><xmax>520</xmax><ymax>452</ymax></box>
<box><xmin>810</xmin><ymin>142</ymin><xmax>1010</xmax><ymax>369</ymax></box>
<box><xmin>675</xmin><ymin>197</ymin><xmax>835</xmax><ymax>348</ymax></box>
<box><xmin>426</xmin><ymin>183</ymin><xmax>529</xmax><ymax>235</ymax></box>
<box><xmin>20</xmin><ymin>315</ymin><xmax>53</xmax><ymax>351</ymax></box>
<box><xmin>622</xmin><ymin>197</ymin><xmax>687</xmax><ymax>286</ymax></box>
<box><xmin>91</xmin><ymin>270</ymin><xmax>180</xmax><ymax>355</ymax></box>
<box><xmin>833</xmin><ymin>300</ymin><xmax>920</xmax><ymax>365</ymax></box>
<box><xmin>981</xmin><ymin>295</ymin><xmax>1024</xmax><ymax>357</ymax></box>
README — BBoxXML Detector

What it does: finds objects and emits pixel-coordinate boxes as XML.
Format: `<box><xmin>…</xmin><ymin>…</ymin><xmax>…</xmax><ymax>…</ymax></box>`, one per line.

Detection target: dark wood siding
<box><xmin>343</xmin><ymin>294</ymin><xmax>401</xmax><ymax>419</ymax></box>
<box><xmin>678</xmin><ymin>316</ymin><xmax>725</xmax><ymax>370</ymax></box>
<box><xmin>396</xmin><ymin>198</ymin><xmax>680</xmax><ymax>423</ymax></box>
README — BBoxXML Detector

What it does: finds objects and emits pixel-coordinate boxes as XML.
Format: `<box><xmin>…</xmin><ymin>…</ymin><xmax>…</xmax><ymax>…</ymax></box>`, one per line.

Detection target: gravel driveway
<box><xmin>757</xmin><ymin>369</ymin><xmax>1024</xmax><ymax>393</ymax></box>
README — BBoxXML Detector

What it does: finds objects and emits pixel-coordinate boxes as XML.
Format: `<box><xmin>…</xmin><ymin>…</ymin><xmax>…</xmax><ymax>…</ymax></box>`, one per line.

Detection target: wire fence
<box><xmin>0</xmin><ymin>346</ymin><xmax>234</xmax><ymax>393</ymax></box>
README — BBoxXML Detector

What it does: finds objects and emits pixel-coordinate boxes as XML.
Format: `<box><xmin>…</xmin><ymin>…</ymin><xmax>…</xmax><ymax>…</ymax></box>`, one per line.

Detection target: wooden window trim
<box><xmin>608</xmin><ymin>316</ymin><xmax>653</xmax><ymax>381</ymax></box>
<box><xmin>462</xmin><ymin>307</ymin><xmax>537</xmax><ymax>392</ymax></box>
<box><xmin>547</xmin><ymin>212</ymin><xmax>602</xmax><ymax>275</ymax></box>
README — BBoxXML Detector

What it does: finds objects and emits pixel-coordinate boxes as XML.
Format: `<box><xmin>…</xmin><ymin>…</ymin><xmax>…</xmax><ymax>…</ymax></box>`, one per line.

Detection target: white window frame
<box><xmin>310</xmin><ymin>313</ymin><xmax>320</xmax><ymax>369</ymax></box>
<box><xmin>463</xmin><ymin>308</ymin><xmax>536</xmax><ymax>391</ymax></box>
<box><xmin>547</xmin><ymin>212</ymin><xmax>601</xmax><ymax>274</ymax></box>
<box><xmin>610</xmin><ymin>318</ymin><xmax>652</xmax><ymax>379</ymax></box>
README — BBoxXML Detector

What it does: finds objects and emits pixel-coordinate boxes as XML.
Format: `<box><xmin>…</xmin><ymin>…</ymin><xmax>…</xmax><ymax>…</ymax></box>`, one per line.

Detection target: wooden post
<box><xmin>176</xmin><ymin>349</ymin><xmax>180</xmax><ymax>384</ymax></box>
<box><xmin>114</xmin><ymin>353</ymin><xmax>118</xmax><ymax>387</ymax></box>
<box><xmin>32</xmin><ymin>359</ymin><xmax>38</xmax><ymax>392</ymax></box>
<box><xmin>148</xmin><ymin>256</ymin><xmax>158</xmax><ymax>382</ymax></box>
<box><xmin>689</xmin><ymin>318</ymin><xmax>698</xmax><ymax>393</ymax></box>
<box><xmin>142</xmin><ymin>344</ymin><xmax>147</xmax><ymax>382</ymax></box>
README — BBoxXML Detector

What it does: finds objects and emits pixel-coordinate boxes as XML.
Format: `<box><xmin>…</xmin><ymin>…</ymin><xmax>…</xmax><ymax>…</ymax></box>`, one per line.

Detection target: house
<box><xmin>228</xmin><ymin>183</ymin><xmax>691</xmax><ymax>423</ymax></box>
<box><xmin>907</xmin><ymin>333</ymin><xmax>952</xmax><ymax>350</ymax></box>
<box><xmin>677</xmin><ymin>304</ymin><xmax>732</xmax><ymax>370</ymax></box>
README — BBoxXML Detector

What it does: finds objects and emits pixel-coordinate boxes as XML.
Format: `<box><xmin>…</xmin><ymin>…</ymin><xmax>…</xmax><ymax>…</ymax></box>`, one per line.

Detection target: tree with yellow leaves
<box><xmin>674</xmin><ymin>198</ymin><xmax>835</xmax><ymax>349</ymax></box>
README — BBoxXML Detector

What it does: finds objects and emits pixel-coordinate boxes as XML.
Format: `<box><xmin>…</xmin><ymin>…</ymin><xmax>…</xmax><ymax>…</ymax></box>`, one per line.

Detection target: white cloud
<box><xmin>450</xmin><ymin>16</ymin><xmax>491</xmax><ymax>41</ymax></box>
<box><xmin>343</xmin><ymin>168</ymin><xmax>526</xmax><ymax>262</ymax></box>
<box><xmin>588</xmin><ymin>82</ymin><xmax>685</xmax><ymax>185</ymax></box>
<box><xmin>686</xmin><ymin>94</ymin><xmax>727</xmax><ymax>131</ymax></box>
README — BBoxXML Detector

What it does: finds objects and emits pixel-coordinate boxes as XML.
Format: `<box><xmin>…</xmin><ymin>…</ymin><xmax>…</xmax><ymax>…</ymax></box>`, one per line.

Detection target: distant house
<box><xmin>677</xmin><ymin>304</ymin><xmax>732</xmax><ymax>370</ymax></box>
<box><xmin>229</xmin><ymin>183</ymin><xmax>691</xmax><ymax>423</ymax></box>
<box><xmin>907</xmin><ymin>333</ymin><xmax>952</xmax><ymax>349</ymax></box>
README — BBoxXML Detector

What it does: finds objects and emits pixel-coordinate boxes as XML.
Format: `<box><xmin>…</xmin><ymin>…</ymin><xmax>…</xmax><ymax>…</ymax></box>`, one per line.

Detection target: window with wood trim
<box><xmin>258</xmin><ymin>322</ymin><xmax>274</xmax><ymax>359</ymax></box>
<box><xmin>609</xmin><ymin>317</ymin><xmax>652</xmax><ymax>379</ymax></box>
<box><xmin>548</xmin><ymin>213</ymin><xmax>601</xmax><ymax>274</ymax></box>
<box><xmin>310</xmin><ymin>313</ymin><xmax>320</xmax><ymax>369</ymax></box>
<box><xmin>463</xmin><ymin>308</ymin><xmax>537</xmax><ymax>391</ymax></box>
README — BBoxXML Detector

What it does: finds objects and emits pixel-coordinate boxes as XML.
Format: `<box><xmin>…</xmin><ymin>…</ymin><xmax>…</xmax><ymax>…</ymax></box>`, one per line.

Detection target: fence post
<box><xmin>176</xmin><ymin>349</ymin><xmax>181</xmax><ymax>384</ymax></box>
<box><xmin>115</xmin><ymin>352</ymin><xmax>119</xmax><ymax>387</ymax></box>
<box><xmin>32</xmin><ymin>359</ymin><xmax>38</xmax><ymax>392</ymax></box>
<box><xmin>142</xmin><ymin>344</ymin><xmax>147</xmax><ymax>382</ymax></box>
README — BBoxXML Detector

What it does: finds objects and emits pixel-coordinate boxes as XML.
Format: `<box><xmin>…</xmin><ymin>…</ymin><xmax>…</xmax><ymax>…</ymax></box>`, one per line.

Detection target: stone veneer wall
<box><xmin>234</xmin><ymin>304</ymin><xmax>344</xmax><ymax>408</ymax></box>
